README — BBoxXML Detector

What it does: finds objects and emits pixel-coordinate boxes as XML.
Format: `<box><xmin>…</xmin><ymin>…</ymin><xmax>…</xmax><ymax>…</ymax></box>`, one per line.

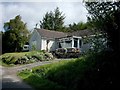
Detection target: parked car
<box><xmin>22</xmin><ymin>45</ymin><xmax>29</xmax><ymax>52</ymax></box>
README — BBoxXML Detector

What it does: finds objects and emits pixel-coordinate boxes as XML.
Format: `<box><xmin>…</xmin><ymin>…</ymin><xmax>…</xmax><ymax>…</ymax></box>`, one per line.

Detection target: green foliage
<box><xmin>31</xmin><ymin>45</ymin><xmax>36</xmax><ymax>51</ymax></box>
<box><xmin>38</xmin><ymin>7</ymin><xmax>90</xmax><ymax>32</ymax></box>
<box><xmin>18</xmin><ymin>69</ymin><xmax>32</xmax><ymax>79</ymax></box>
<box><xmin>40</xmin><ymin>7</ymin><xmax>65</xmax><ymax>31</ymax></box>
<box><xmin>22</xmin><ymin>74</ymin><xmax>66</xmax><ymax>90</ymax></box>
<box><xmin>18</xmin><ymin>51</ymin><xmax>119</xmax><ymax>89</ymax></box>
<box><xmin>68</xmin><ymin>22</ymin><xmax>88</xmax><ymax>32</ymax></box>
<box><xmin>0</xmin><ymin>51</ymin><xmax>54</xmax><ymax>66</ymax></box>
<box><xmin>18</xmin><ymin>60</ymin><xmax>70</xmax><ymax>89</ymax></box>
<box><xmin>2</xmin><ymin>15</ymin><xmax>29</xmax><ymax>53</ymax></box>
<box><xmin>83</xmin><ymin>34</ymin><xmax>107</xmax><ymax>53</ymax></box>
<box><xmin>85</xmin><ymin>2</ymin><xmax>120</xmax><ymax>52</ymax></box>
<box><xmin>62</xmin><ymin>22</ymin><xmax>91</xmax><ymax>32</ymax></box>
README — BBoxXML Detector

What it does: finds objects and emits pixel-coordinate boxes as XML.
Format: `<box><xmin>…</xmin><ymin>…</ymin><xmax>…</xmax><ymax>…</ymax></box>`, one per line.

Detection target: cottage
<box><xmin>29</xmin><ymin>28</ymin><xmax>93</xmax><ymax>52</ymax></box>
<box><xmin>29</xmin><ymin>28</ymin><xmax>67</xmax><ymax>52</ymax></box>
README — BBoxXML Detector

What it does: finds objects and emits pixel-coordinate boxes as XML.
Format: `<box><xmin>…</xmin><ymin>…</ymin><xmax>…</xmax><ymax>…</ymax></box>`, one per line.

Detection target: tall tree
<box><xmin>85</xmin><ymin>2</ymin><xmax>120</xmax><ymax>52</ymax></box>
<box><xmin>54</xmin><ymin>7</ymin><xmax>65</xmax><ymax>30</ymax></box>
<box><xmin>40</xmin><ymin>7</ymin><xmax>65</xmax><ymax>31</ymax></box>
<box><xmin>3</xmin><ymin>15</ymin><xmax>29</xmax><ymax>53</ymax></box>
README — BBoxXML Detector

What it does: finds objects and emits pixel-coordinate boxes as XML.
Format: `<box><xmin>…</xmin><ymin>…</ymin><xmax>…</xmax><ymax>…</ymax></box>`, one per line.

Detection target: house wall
<box><xmin>29</xmin><ymin>30</ymin><xmax>41</xmax><ymax>51</ymax></box>
<box><xmin>29</xmin><ymin>30</ymin><xmax>56</xmax><ymax>52</ymax></box>
<box><xmin>41</xmin><ymin>39</ymin><xmax>47</xmax><ymax>50</ymax></box>
<box><xmin>55</xmin><ymin>39</ymin><xmax>59</xmax><ymax>49</ymax></box>
<box><xmin>81</xmin><ymin>43</ymin><xmax>91</xmax><ymax>52</ymax></box>
<box><xmin>48</xmin><ymin>40</ymin><xmax>56</xmax><ymax>52</ymax></box>
<box><xmin>41</xmin><ymin>39</ymin><xmax>56</xmax><ymax>52</ymax></box>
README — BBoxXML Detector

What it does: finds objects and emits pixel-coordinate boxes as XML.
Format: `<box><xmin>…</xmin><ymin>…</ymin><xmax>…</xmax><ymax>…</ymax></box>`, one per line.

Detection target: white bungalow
<box><xmin>29</xmin><ymin>28</ymin><xmax>93</xmax><ymax>52</ymax></box>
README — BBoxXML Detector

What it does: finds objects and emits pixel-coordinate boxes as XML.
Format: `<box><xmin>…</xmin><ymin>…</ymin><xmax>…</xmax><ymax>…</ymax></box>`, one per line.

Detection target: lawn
<box><xmin>0</xmin><ymin>51</ymin><xmax>53</xmax><ymax>66</ymax></box>
<box><xmin>18</xmin><ymin>51</ymin><xmax>119</xmax><ymax>90</ymax></box>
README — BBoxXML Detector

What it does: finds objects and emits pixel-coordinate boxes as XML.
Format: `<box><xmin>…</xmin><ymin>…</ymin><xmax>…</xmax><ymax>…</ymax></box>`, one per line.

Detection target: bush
<box><xmin>9</xmin><ymin>56</ymin><xmax>18</xmax><ymax>64</ymax></box>
<box><xmin>44</xmin><ymin>53</ymin><xmax>54</xmax><ymax>60</ymax></box>
<box><xmin>0</xmin><ymin>51</ymin><xmax>54</xmax><ymax>66</ymax></box>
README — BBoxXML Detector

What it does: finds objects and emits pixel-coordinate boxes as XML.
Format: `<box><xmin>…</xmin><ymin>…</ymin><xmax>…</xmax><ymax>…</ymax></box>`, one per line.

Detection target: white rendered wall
<box><xmin>41</xmin><ymin>39</ymin><xmax>47</xmax><ymax>50</ymax></box>
<box><xmin>29</xmin><ymin>30</ymin><xmax>41</xmax><ymax>51</ymax></box>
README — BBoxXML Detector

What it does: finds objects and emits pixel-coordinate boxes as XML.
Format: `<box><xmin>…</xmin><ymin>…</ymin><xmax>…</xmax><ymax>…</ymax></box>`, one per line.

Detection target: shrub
<box><xmin>0</xmin><ymin>51</ymin><xmax>54</xmax><ymax>66</ymax></box>
<box><xmin>9</xmin><ymin>56</ymin><xmax>18</xmax><ymax>64</ymax></box>
<box><xmin>32</xmin><ymin>55</ymin><xmax>42</xmax><ymax>61</ymax></box>
<box><xmin>44</xmin><ymin>53</ymin><xmax>54</xmax><ymax>60</ymax></box>
<box><xmin>2</xmin><ymin>55</ymin><xmax>12</xmax><ymax>64</ymax></box>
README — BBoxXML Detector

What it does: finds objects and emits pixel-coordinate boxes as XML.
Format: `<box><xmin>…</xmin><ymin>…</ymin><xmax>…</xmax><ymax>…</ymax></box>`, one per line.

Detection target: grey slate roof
<box><xmin>68</xmin><ymin>29</ymin><xmax>94</xmax><ymax>37</ymax></box>
<box><xmin>35</xmin><ymin>28</ymin><xmax>93</xmax><ymax>39</ymax></box>
<box><xmin>36</xmin><ymin>28</ymin><xmax>67</xmax><ymax>39</ymax></box>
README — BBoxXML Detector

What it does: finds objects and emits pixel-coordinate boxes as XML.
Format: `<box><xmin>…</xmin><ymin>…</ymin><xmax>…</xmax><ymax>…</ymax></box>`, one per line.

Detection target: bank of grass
<box><xmin>18</xmin><ymin>51</ymin><xmax>119</xmax><ymax>90</ymax></box>
<box><xmin>18</xmin><ymin>60</ymin><xmax>71</xmax><ymax>90</ymax></box>
<box><xmin>0</xmin><ymin>51</ymin><xmax>53</xmax><ymax>66</ymax></box>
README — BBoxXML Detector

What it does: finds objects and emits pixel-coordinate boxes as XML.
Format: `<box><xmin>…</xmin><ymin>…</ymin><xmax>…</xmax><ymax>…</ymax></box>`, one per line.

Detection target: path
<box><xmin>0</xmin><ymin>59</ymin><xmax>68</xmax><ymax>90</ymax></box>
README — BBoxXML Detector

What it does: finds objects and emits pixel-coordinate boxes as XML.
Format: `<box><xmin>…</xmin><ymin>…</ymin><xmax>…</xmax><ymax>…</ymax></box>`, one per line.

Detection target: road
<box><xmin>0</xmin><ymin>59</ymin><xmax>69</xmax><ymax>90</ymax></box>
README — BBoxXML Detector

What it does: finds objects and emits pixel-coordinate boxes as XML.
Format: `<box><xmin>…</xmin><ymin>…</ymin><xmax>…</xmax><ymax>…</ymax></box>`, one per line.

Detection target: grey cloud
<box><xmin>1</xmin><ymin>2</ymin><xmax>87</xmax><ymax>31</ymax></box>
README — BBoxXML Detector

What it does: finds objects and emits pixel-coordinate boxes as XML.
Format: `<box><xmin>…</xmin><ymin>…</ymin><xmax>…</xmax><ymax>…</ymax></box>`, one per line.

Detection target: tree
<box><xmin>40</xmin><ymin>7</ymin><xmax>65</xmax><ymax>31</ymax></box>
<box><xmin>85</xmin><ymin>2</ymin><xmax>120</xmax><ymax>52</ymax></box>
<box><xmin>68</xmin><ymin>22</ymin><xmax>88</xmax><ymax>31</ymax></box>
<box><xmin>3</xmin><ymin>15</ymin><xmax>29</xmax><ymax>53</ymax></box>
<box><xmin>62</xmin><ymin>22</ymin><xmax>89</xmax><ymax>32</ymax></box>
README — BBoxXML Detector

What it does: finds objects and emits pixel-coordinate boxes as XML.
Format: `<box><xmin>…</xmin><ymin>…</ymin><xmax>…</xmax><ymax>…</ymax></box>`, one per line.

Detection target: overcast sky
<box><xmin>0</xmin><ymin>0</ymin><xmax>88</xmax><ymax>31</ymax></box>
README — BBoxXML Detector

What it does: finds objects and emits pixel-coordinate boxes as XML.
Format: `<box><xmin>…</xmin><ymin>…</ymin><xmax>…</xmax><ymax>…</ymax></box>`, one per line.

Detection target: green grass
<box><xmin>18</xmin><ymin>60</ymin><xmax>70</xmax><ymax>90</ymax></box>
<box><xmin>0</xmin><ymin>51</ymin><xmax>53</xmax><ymax>66</ymax></box>
<box><xmin>18</xmin><ymin>51</ymin><xmax>119</xmax><ymax>90</ymax></box>
<box><xmin>18</xmin><ymin>56</ymin><xmax>90</xmax><ymax>90</ymax></box>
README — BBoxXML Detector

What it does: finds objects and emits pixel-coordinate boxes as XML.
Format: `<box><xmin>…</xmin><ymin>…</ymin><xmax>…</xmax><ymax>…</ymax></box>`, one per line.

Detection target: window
<box><xmin>65</xmin><ymin>40</ymin><xmax>72</xmax><ymax>48</ymax></box>
<box><xmin>58</xmin><ymin>42</ymin><xmax>62</xmax><ymax>48</ymax></box>
<box><xmin>74</xmin><ymin>38</ymin><xmax>78</xmax><ymax>48</ymax></box>
<box><xmin>65</xmin><ymin>40</ymin><xmax>71</xmax><ymax>43</ymax></box>
<box><xmin>79</xmin><ymin>40</ymin><xmax>82</xmax><ymax>48</ymax></box>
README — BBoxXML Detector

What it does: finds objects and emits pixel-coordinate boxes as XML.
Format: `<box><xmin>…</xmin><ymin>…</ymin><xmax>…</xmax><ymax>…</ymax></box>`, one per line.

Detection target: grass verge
<box><xmin>18</xmin><ymin>51</ymin><xmax>119</xmax><ymax>90</ymax></box>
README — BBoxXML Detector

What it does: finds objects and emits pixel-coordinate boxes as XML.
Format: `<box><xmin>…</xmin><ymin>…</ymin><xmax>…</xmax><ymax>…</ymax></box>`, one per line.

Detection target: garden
<box><xmin>0</xmin><ymin>51</ymin><xmax>53</xmax><ymax>66</ymax></box>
